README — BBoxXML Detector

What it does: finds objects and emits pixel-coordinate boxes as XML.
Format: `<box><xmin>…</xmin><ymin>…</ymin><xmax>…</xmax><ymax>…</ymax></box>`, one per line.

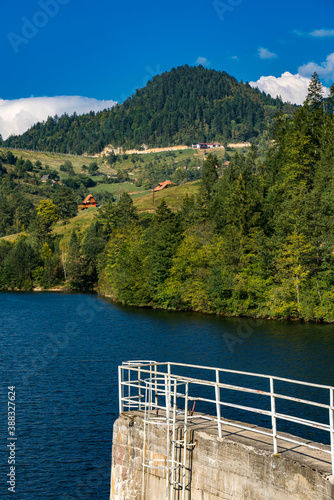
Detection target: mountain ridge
<box><xmin>3</xmin><ymin>65</ymin><xmax>295</xmax><ymax>154</ymax></box>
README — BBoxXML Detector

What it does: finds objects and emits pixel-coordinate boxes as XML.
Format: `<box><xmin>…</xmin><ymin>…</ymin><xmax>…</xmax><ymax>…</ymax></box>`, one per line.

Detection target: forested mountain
<box><xmin>3</xmin><ymin>65</ymin><xmax>294</xmax><ymax>154</ymax></box>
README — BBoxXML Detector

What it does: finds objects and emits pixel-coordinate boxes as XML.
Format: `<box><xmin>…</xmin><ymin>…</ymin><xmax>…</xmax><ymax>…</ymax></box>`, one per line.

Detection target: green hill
<box><xmin>3</xmin><ymin>65</ymin><xmax>295</xmax><ymax>155</ymax></box>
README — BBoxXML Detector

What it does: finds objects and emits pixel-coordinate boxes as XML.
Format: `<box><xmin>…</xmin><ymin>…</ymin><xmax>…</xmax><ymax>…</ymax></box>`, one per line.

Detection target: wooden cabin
<box><xmin>78</xmin><ymin>194</ymin><xmax>97</xmax><ymax>210</ymax></box>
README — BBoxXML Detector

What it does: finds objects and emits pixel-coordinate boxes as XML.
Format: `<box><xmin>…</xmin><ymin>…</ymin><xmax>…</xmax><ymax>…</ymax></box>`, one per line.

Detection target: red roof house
<box><xmin>79</xmin><ymin>194</ymin><xmax>97</xmax><ymax>209</ymax></box>
<box><xmin>83</xmin><ymin>194</ymin><xmax>97</xmax><ymax>206</ymax></box>
<box><xmin>152</xmin><ymin>180</ymin><xmax>175</xmax><ymax>192</ymax></box>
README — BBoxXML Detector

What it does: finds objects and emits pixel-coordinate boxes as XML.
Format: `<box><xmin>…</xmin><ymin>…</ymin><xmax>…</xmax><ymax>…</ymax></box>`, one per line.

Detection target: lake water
<box><xmin>1</xmin><ymin>292</ymin><xmax>334</xmax><ymax>499</ymax></box>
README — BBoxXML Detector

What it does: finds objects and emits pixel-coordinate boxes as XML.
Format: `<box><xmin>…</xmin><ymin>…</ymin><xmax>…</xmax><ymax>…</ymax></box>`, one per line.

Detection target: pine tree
<box><xmin>304</xmin><ymin>72</ymin><xmax>324</xmax><ymax>111</ymax></box>
<box><xmin>96</xmin><ymin>200</ymin><xmax>116</xmax><ymax>236</ymax></box>
<box><xmin>201</xmin><ymin>154</ymin><xmax>219</xmax><ymax>197</ymax></box>
<box><xmin>114</xmin><ymin>192</ymin><xmax>138</xmax><ymax>227</ymax></box>
<box><xmin>147</xmin><ymin>200</ymin><xmax>182</xmax><ymax>292</ymax></box>
<box><xmin>325</xmin><ymin>83</ymin><xmax>334</xmax><ymax>115</ymax></box>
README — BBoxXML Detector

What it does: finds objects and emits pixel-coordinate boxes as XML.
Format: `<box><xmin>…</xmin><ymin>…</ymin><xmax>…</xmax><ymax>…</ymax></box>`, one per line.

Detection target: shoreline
<box><xmin>1</xmin><ymin>287</ymin><xmax>331</xmax><ymax>324</ymax></box>
<box><xmin>98</xmin><ymin>292</ymin><xmax>331</xmax><ymax>325</ymax></box>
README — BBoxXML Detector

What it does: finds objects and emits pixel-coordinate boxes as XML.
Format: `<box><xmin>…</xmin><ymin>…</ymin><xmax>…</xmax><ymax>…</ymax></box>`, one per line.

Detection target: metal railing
<box><xmin>118</xmin><ymin>360</ymin><xmax>334</xmax><ymax>475</ymax></box>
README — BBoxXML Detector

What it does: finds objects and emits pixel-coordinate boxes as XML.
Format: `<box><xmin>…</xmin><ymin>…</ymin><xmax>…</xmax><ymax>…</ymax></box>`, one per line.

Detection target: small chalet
<box><xmin>153</xmin><ymin>180</ymin><xmax>175</xmax><ymax>192</ymax></box>
<box><xmin>78</xmin><ymin>194</ymin><xmax>98</xmax><ymax>210</ymax></box>
<box><xmin>192</xmin><ymin>142</ymin><xmax>221</xmax><ymax>149</ymax></box>
<box><xmin>41</xmin><ymin>174</ymin><xmax>58</xmax><ymax>185</ymax></box>
<box><xmin>83</xmin><ymin>194</ymin><xmax>97</xmax><ymax>206</ymax></box>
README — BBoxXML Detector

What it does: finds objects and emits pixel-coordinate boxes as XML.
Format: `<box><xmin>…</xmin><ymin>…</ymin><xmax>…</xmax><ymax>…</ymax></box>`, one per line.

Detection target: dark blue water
<box><xmin>1</xmin><ymin>292</ymin><xmax>334</xmax><ymax>499</ymax></box>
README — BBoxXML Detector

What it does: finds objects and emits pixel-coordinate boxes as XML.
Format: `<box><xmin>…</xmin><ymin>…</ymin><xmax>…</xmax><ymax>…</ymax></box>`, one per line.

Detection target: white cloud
<box><xmin>309</xmin><ymin>29</ymin><xmax>334</xmax><ymax>37</ymax></box>
<box><xmin>299</xmin><ymin>52</ymin><xmax>334</xmax><ymax>82</ymax></box>
<box><xmin>249</xmin><ymin>71</ymin><xmax>329</xmax><ymax>105</ymax></box>
<box><xmin>0</xmin><ymin>96</ymin><xmax>117</xmax><ymax>140</ymax></box>
<box><xmin>258</xmin><ymin>47</ymin><xmax>277</xmax><ymax>60</ymax></box>
<box><xmin>292</xmin><ymin>28</ymin><xmax>334</xmax><ymax>37</ymax></box>
<box><xmin>291</xmin><ymin>29</ymin><xmax>304</xmax><ymax>36</ymax></box>
<box><xmin>196</xmin><ymin>56</ymin><xmax>210</xmax><ymax>67</ymax></box>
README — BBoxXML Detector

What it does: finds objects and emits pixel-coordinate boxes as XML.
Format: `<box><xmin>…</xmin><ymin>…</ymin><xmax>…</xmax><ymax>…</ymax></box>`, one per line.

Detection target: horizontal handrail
<box><xmin>121</xmin><ymin>367</ymin><xmax>332</xmax><ymax>411</ymax></box>
<box><xmin>123</xmin><ymin>360</ymin><xmax>334</xmax><ymax>390</ymax></box>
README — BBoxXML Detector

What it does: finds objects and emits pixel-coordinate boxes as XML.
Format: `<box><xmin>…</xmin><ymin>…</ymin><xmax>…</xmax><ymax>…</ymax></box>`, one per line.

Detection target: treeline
<box><xmin>1</xmin><ymin>74</ymin><xmax>334</xmax><ymax>322</ymax></box>
<box><xmin>3</xmin><ymin>65</ymin><xmax>293</xmax><ymax>155</ymax></box>
<box><xmin>0</xmin><ymin>195</ymin><xmax>135</xmax><ymax>291</ymax></box>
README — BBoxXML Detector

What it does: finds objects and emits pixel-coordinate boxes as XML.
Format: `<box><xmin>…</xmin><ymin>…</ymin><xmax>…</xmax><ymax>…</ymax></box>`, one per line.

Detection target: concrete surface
<box><xmin>110</xmin><ymin>410</ymin><xmax>334</xmax><ymax>499</ymax></box>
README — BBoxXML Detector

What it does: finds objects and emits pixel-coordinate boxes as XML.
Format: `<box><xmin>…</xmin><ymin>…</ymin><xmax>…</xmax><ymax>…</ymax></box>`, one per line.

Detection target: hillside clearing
<box><xmin>53</xmin><ymin>207</ymin><xmax>98</xmax><ymax>238</ymax></box>
<box><xmin>134</xmin><ymin>181</ymin><xmax>200</xmax><ymax>212</ymax></box>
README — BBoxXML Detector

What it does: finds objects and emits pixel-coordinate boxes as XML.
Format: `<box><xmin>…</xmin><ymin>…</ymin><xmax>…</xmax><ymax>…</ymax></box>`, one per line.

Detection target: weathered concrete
<box><xmin>110</xmin><ymin>411</ymin><xmax>334</xmax><ymax>500</ymax></box>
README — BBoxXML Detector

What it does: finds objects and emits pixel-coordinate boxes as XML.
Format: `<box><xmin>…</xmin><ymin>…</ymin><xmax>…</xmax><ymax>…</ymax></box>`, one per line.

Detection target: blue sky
<box><xmin>1</xmin><ymin>0</ymin><xmax>334</xmax><ymax>138</ymax></box>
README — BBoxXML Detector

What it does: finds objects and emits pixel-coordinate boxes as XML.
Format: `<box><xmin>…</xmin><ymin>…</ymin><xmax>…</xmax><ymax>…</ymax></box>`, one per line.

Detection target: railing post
<box><xmin>170</xmin><ymin>379</ymin><xmax>177</xmax><ymax>500</ymax></box>
<box><xmin>155</xmin><ymin>364</ymin><xmax>159</xmax><ymax>416</ymax></box>
<box><xmin>128</xmin><ymin>365</ymin><xmax>131</xmax><ymax>409</ymax></box>
<box><xmin>215</xmin><ymin>369</ymin><xmax>222</xmax><ymax>438</ymax></box>
<box><xmin>118</xmin><ymin>365</ymin><xmax>123</xmax><ymax>414</ymax></box>
<box><xmin>149</xmin><ymin>363</ymin><xmax>153</xmax><ymax>412</ymax></box>
<box><xmin>330</xmin><ymin>388</ymin><xmax>334</xmax><ymax>476</ymax></box>
<box><xmin>270</xmin><ymin>377</ymin><xmax>278</xmax><ymax>454</ymax></box>
<box><xmin>182</xmin><ymin>382</ymin><xmax>189</xmax><ymax>500</ymax></box>
<box><xmin>165</xmin><ymin>374</ymin><xmax>170</xmax><ymax>500</ymax></box>
<box><xmin>138</xmin><ymin>366</ymin><xmax>141</xmax><ymax>410</ymax></box>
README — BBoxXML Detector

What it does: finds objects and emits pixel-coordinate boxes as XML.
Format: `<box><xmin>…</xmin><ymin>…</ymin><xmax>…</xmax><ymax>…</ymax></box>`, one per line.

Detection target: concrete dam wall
<box><xmin>110</xmin><ymin>411</ymin><xmax>334</xmax><ymax>500</ymax></box>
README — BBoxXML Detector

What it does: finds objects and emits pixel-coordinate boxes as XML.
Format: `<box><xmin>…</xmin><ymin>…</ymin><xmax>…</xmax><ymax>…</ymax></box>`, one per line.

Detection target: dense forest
<box><xmin>1</xmin><ymin>73</ymin><xmax>334</xmax><ymax>323</ymax></box>
<box><xmin>3</xmin><ymin>65</ymin><xmax>294</xmax><ymax>154</ymax></box>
